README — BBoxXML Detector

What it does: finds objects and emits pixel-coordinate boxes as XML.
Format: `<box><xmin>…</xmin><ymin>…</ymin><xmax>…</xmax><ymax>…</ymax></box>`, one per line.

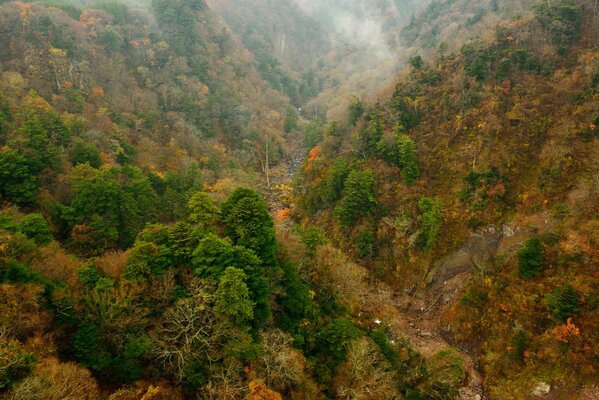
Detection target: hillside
<box><xmin>294</xmin><ymin>0</ymin><xmax>599</xmax><ymax>398</ymax></box>
<box><xmin>0</xmin><ymin>0</ymin><xmax>598</xmax><ymax>399</ymax></box>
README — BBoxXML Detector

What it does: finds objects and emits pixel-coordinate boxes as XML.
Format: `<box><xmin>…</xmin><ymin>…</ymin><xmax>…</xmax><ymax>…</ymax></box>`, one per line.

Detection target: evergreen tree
<box><xmin>215</xmin><ymin>267</ymin><xmax>254</xmax><ymax>325</ymax></box>
<box><xmin>334</xmin><ymin>169</ymin><xmax>377</xmax><ymax>226</ymax></box>
<box><xmin>545</xmin><ymin>284</ymin><xmax>580</xmax><ymax>321</ymax></box>
<box><xmin>18</xmin><ymin>213</ymin><xmax>53</xmax><ymax>245</ymax></box>
<box><xmin>518</xmin><ymin>237</ymin><xmax>544</xmax><ymax>280</ymax></box>
<box><xmin>283</xmin><ymin>107</ymin><xmax>298</xmax><ymax>133</ymax></box>
<box><xmin>187</xmin><ymin>192</ymin><xmax>220</xmax><ymax>229</ymax></box>
<box><xmin>417</xmin><ymin>197</ymin><xmax>442</xmax><ymax>251</ymax></box>
<box><xmin>347</xmin><ymin>96</ymin><xmax>364</xmax><ymax>126</ymax></box>
<box><xmin>0</xmin><ymin>149</ymin><xmax>38</xmax><ymax>205</ymax></box>
<box><xmin>221</xmin><ymin>188</ymin><xmax>277</xmax><ymax>266</ymax></box>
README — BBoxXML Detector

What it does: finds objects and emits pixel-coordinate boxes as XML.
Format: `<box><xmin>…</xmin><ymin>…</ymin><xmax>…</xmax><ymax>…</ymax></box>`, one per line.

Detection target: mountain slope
<box><xmin>294</xmin><ymin>0</ymin><xmax>599</xmax><ymax>397</ymax></box>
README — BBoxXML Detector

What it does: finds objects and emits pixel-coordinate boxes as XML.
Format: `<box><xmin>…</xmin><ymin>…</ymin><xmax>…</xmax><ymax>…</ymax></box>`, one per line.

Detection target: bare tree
<box><xmin>151</xmin><ymin>282</ymin><xmax>223</xmax><ymax>381</ymax></box>
<box><xmin>334</xmin><ymin>337</ymin><xmax>398</xmax><ymax>400</ymax></box>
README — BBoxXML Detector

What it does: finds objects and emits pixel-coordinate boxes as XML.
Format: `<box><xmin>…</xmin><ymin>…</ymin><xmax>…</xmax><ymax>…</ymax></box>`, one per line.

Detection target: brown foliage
<box><xmin>31</xmin><ymin>242</ymin><xmax>82</xmax><ymax>285</ymax></box>
<box><xmin>0</xmin><ymin>283</ymin><xmax>51</xmax><ymax>340</ymax></box>
<box><xmin>8</xmin><ymin>357</ymin><xmax>99</xmax><ymax>400</ymax></box>
<box><xmin>333</xmin><ymin>337</ymin><xmax>398</xmax><ymax>400</ymax></box>
<box><xmin>248</xmin><ymin>379</ymin><xmax>283</xmax><ymax>400</ymax></box>
<box><xmin>94</xmin><ymin>250</ymin><xmax>129</xmax><ymax>280</ymax></box>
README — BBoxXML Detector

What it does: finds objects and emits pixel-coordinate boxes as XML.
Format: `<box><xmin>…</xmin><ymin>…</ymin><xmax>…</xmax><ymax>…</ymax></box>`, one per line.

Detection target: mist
<box><xmin>295</xmin><ymin>0</ymin><xmax>392</xmax><ymax>60</ymax></box>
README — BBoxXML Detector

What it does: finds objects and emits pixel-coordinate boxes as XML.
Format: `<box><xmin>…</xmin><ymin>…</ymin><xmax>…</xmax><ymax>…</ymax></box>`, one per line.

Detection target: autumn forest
<box><xmin>0</xmin><ymin>0</ymin><xmax>597</xmax><ymax>399</ymax></box>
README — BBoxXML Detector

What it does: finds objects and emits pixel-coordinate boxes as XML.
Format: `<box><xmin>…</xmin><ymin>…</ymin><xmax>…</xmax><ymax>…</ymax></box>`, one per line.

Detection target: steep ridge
<box><xmin>293</xmin><ymin>0</ymin><xmax>598</xmax><ymax>398</ymax></box>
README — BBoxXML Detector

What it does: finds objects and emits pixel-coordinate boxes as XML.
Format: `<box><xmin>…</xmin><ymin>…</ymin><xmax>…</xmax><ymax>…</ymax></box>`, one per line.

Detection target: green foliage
<box><xmin>423</xmin><ymin>349</ymin><xmax>465</xmax><ymax>398</ymax></box>
<box><xmin>123</xmin><ymin>240</ymin><xmax>171</xmax><ymax>281</ymax></box>
<box><xmin>321</xmin><ymin>158</ymin><xmax>350</xmax><ymax>204</ymax></box>
<box><xmin>299</xmin><ymin>226</ymin><xmax>326</xmax><ymax>257</ymax></box>
<box><xmin>511</xmin><ymin>330</ymin><xmax>528</xmax><ymax>364</ymax></box>
<box><xmin>334</xmin><ymin>169</ymin><xmax>377</xmax><ymax>226</ymax></box>
<box><xmin>69</xmin><ymin>165</ymin><xmax>156</xmax><ymax>248</ymax></box>
<box><xmin>168</xmin><ymin>221</ymin><xmax>204</xmax><ymax>265</ymax></box>
<box><xmin>316</xmin><ymin>318</ymin><xmax>361</xmax><ymax>367</ymax></box>
<box><xmin>112</xmin><ymin>334</ymin><xmax>154</xmax><ymax>383</ymax></box>
<box><xmin>221</xmin><ymin>188</ymin><xmax>277</xmax><ymax>266</ymax></box>
<box><xmin>518</xmin><ymin>237</ymin><xmax>544</xmax><ymax>280</ymax></box>
<box><xmin>73</xmin><ymin>323</ymin><xmax>112</xmax><ymax>373</ymax></box>
<box><xmin>370</xmin><ymin>329</ymin><xmax>397</xmax><ymax>365</ymax></box>
<box><xmin>150</xmin><ymin>164</ymin><xmax>203</xmax><ymax>222</ymax></box>
<box><xmin>347</xmin><ymin>96</ymin><xmax>364</xmax><ymax>126</ymax></box>
<box><xmin>18</xmin><ymin>214</ymin><xmax>53</xmax><ymax>245</ymax></box>
<box><xmin>354</xmin><ymin>229</ymin><xmax>375</xmax><ymax>259</ymax></box>
<box><xmin>460</xmin><ymin>284</ymin><xmax>488</xmax><ymax>311</ymax></box>
<box><xmin>284</xmin><ymin>107</ymin><xmax>298</xmax><ymax>133</ymax></box>
<box><xmin>462</xmin><ymin>44</ymin><xmax>491</xmax><ymax>82</ymax></box>
<box><xmin>460</xmin><ymin>168</ymin><xmax>503</xmax><ymax>210</ymax></box>
<box><xmin>90</xmin><ymin>1</ymin><xmax>129</xmax><ymax>24</ymax></box>
<box><xmin>0</xmin><ymin>149</ymin><xmax>38</xmax><ymax>206</ymax></box>
<box><xmin>392</xmin><ymin>85</ymin><xmax>421</xmax><ymax>131</ymax></box>
<box><xmin>278</xmin><ymin>259</ymin><xmax>312</xmax><ymax>332</ymax></box>
<box><xmin>362</xmin><ymin>110</ymin><xmax>384</xmax><ymax>156</ymax></box>
<box><xmin>379</xmin><ymin>131</ymin><xmax>420</xmax><ymax>185</ymax></box>
<box><xmin>303</xmin><ymin>118</ymin><xmax>325</xmax><ymax>150</ymax></box>
<box><xmin>3</xmin><ymin>260</ymin><xmax>43</xmax><ymax>284</ymax></box>
<box><xmin>77</xmin><ymin>264</ymin><xmax>102</xmax><ymax>289</ymax></box>
<box><xmin>215</xmin><ymin>267</ymin><xmax>254</xmax><ymax>325</ymax></box>
<box><xmin>409</xmin><ymin>55</ymin><xmax>425</xmax><ymax>70</ymax></box>
<box><xmin>534</xmin><ymin>0</ymin><xmax>582</xmax><ymax>45</ymax></box>
<box><xmin>417</xmin><ymin>197</ymin><xmax>442</xmax><ymax>251</ymax></box>
<box><xmin>187</xmin><ymin>192</ymin><xmax>220</xmax><ymax>229</ymax></box>
<box><xmin>545</xmin><ymin>284</ymin><xmax>580</xmax><ymax>322</ymax></box>
<box><xmin>192</xmin><ymin>234</ymin><xmax>269</xmax><ymax>324</ymax></box>
<box><xmin>71</xmin><ymin>140</ymin><xmax>101</xmax><ymax>169</ymax></box>
<box><xmin>192</xmin><ymin>233</ymin><xmax>235</xmax><ymax>279</ymax></box>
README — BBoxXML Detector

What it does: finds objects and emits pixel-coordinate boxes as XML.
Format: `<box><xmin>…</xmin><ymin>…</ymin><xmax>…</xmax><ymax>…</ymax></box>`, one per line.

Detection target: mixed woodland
<box><xmin>0</xmin><ymin>0</ymin><xmax>597</xmax><ymax>399</ymax></box>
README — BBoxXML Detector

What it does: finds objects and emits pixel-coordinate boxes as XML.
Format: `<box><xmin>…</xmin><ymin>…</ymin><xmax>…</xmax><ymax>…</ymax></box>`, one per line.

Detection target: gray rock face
<box><xmin>430</xmin><ymin>224</ymin><xmax>515</xmax><ymax>285</ymax></box>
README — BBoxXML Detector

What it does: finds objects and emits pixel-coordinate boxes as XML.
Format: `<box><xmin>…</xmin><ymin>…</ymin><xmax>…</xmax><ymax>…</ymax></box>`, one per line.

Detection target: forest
<box><xmin>0</xmin><ymin>0</ymin><xmax>598</xmax><ymax>399</ymax></box>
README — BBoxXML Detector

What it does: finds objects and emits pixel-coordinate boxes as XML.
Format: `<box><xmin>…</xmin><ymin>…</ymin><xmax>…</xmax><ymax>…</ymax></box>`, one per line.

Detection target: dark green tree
<box><xmin>347</xmin><ymin>96</ymin><xmax>364</xmax><ymax>126</ymax></box>
<box><xmin>379</xmin><ymin>131</ymin><xmax>420</xmax><ymax>185</ymax></box>
<box><xmin>284</xmin><ymin>107</ymin><xmax>298</xmax><ymax>133</ymax></box>
<box><xmin>221</xmin><ymin>188</ymin><xmax>277</xmax><ymax>266</ymax></box>
<box><xmin>545</xmin><ymin>284</ymin><xmax>580</xmax><ymax>322</ymax></box>
<box><xmin>417</xmin><ymin>197</ymin><xmax>442</xmax><ymax>251</ymax></box>
<box><xmin>0</xmin><ymin>149</ymin><xmax>38</xmax><ymax>206</ymax></box>
<box><xmin>123</xmin><ymin>241</ymin><xmax>172</xmax><ymax>281</ymax></box>
<box><xmin>71</xmin><ymin>140</ymin><xmax>102</xmax><ymax>168</ymax></box>
<box><xmin>334</xmin><ymin>169</ymin><xmax>377</xmax><ymax>226</ymax></box>
<box><xmin>18</xmin><ymin>213</ymin><xmax>53</xmax><ymax>245</ymax></box>
<box><xmin>316</xmin><ymin>318</ymin><xmax>361</xmax><ymax>367</ymax></box>
<box><xmin>518</xmin><ymin>237</ymin><xmax>544</xmax><ymax>280</ymax></box>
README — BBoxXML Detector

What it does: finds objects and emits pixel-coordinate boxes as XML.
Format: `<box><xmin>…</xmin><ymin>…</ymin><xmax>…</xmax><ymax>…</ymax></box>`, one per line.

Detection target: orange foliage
<box><xmin>305</xmin><ymin>146</ymin><xmax>320</xmax><ymax>174</ymax></box>
<box><xmin>18</xmin><ymin>2</ymin><xmax>32</xmax><ymax>25</ymax></box>
<box><xmin>91</xmin><ymin>86</ymin><xmax>105</xmax><ymax>98</ymax></box>
<box><xmin>554</xmin><ymin>318</ymin><xmax>581</xmax><ymax>343</ymax></box>
<box><xmin>276</xmin><ymin>208</ymin><xmax>291</xmax><ymax>221</ymax></box>
<box><xmin>248</xmin><ymin>380</ymin><xmax>282</xmax><ymax>400</ymax></box>
<box><xmin>487</xmin><ymin>183</ymin><xmax>506</xmax><ymax>198</ymax></box>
